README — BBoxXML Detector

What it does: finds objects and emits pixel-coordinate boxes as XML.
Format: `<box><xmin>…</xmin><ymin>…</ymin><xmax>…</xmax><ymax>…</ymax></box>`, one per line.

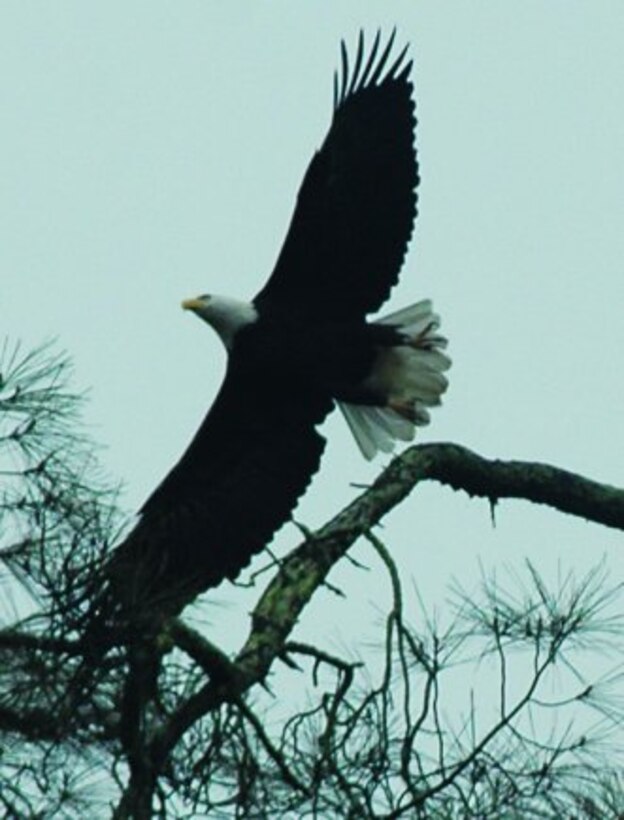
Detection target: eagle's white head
<box><xmin>182</xmin><ymin>294</ymin><xmax>258</xmax><ymax>350</ymax></box>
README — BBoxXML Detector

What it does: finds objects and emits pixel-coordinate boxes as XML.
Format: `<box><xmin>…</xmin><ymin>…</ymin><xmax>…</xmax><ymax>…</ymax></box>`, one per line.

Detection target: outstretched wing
<box><xmin>107</xmin><ymin>357</ymin><xmax>331</xmax><ymax>616</ymax></box>
<box><xmin>254</xmin><ymin>31</ymin><xmax>418</xmax><ymax>321</ymax></box>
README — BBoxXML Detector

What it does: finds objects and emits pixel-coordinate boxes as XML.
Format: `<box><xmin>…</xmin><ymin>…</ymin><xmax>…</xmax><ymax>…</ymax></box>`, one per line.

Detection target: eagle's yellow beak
<box><xmin>181</xmin><ymin>297</ymin><xmax>205</xmax><ymax>311</ymax></box>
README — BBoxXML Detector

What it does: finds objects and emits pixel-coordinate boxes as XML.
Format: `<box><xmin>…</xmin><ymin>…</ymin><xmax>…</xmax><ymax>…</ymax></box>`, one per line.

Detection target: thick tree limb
<box><xmin>411</xmin><ymin>442</ymin><xmax>624</xmax><ymax>530</ymax></box>
<box><xmin>154</xmin><ymin>442</ymin><xmax>624</xmax><ymax>768</ymax></box>
<box><xmin>236</xmin><ymin>442</ymin><xmax>624</xmax><ymax>678</ymax></box>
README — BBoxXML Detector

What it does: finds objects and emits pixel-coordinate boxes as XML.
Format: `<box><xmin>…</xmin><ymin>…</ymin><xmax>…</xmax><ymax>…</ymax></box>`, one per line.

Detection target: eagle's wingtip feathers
<box><xmin>334</xmin><ymin>29</ymin><xmax>410</xmax><ymax>110</ymax></box>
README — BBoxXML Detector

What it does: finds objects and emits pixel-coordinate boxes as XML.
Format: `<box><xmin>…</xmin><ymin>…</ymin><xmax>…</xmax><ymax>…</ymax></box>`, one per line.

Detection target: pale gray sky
<box><xmin>2</xmin><ymin>0</ymin><xmax>623</xmax><ymax>733</ymax></box>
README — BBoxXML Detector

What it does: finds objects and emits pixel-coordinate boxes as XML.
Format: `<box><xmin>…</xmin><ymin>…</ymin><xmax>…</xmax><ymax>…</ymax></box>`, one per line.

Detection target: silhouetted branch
<box><xmin>3</xmin><ymin>342</ymin><xmax>624</xmax><ymax>816</ymax></box>
<box><xmin>219</xmin><ymin>443</ymin><xmax>624</xmax><ymax>712</ymax></box>
<box><xmin>397</xmin><ymin>443</ymin><xmax>624</xmax><ymax>530</ymax></box>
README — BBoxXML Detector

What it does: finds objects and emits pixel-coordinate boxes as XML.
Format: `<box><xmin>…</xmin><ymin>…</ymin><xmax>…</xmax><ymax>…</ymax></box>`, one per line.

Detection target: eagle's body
<box><xmin>105</xmin><ymin>32</ymin><xmax>450</xmax><ymax>618</ymax></box>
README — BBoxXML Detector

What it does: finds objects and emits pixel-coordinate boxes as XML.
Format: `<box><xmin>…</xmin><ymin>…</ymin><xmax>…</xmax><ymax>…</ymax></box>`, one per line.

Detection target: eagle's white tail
<box><xmin>338</xmin><ymin>300</ymin><xmax>451</xmax><ymax>460</ymax></box>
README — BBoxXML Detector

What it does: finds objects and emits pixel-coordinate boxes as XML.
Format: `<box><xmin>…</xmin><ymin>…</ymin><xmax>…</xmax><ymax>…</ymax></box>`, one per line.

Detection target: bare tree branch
<box><xmin>150</xmin><ymin>442</ymin><xmax>624</xmax><ymax>777</ymax></box>
<box><xmin>403</xmin><ymin>443</ymin><xmax>624</xmax><ymax>530</ymax></box>
<box><xmin>3</xmin><ymin>342</ymin><xmax>624</xmax><ymax>816</ymax></box>
<box><xmin>231</xmin><ymin>442</ymin><xmax>624</xmax><ymax>697</ymax></box>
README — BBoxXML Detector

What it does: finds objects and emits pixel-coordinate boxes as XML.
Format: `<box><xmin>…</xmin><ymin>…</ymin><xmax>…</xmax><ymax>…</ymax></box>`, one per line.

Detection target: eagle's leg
<box><xmin>387</xmin><ymin>397</ymin><xmax>419</xmax><ymax>422</ymax></box>
<box><xmin>407</xmin><ymin>321</ymin><xmax>443</xmax><ymax>351</ymax></box>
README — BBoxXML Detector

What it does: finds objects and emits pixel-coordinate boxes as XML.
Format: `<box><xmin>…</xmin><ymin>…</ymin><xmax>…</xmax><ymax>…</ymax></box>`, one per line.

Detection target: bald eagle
<box><xmin>108</xmin><ymin>32</ymin><xmax>450</xmax><ymax>617</ymax></box>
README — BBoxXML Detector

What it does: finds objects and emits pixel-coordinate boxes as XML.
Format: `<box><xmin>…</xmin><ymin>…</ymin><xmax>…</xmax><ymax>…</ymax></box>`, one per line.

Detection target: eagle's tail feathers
<box><xmin>338</xmin><ymin>402</ymin><xmax>398</xmax><ymax>460</ymax></box>
<box><xmin>338</xmin><ymin>300</ymin><xmax>450</xmax><ymax>460</ymax></box>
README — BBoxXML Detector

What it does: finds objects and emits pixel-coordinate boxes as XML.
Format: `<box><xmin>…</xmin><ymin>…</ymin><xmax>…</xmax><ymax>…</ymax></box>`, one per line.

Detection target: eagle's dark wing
<box><xmin>254</xmin><ymin>31</ymin><xmax>418</xmax><ymax>321</ymax></box>
<box><xmin>107</xmin><ymin>355</ymin><xmax>331</xmax><ymax>616</ymax></box>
